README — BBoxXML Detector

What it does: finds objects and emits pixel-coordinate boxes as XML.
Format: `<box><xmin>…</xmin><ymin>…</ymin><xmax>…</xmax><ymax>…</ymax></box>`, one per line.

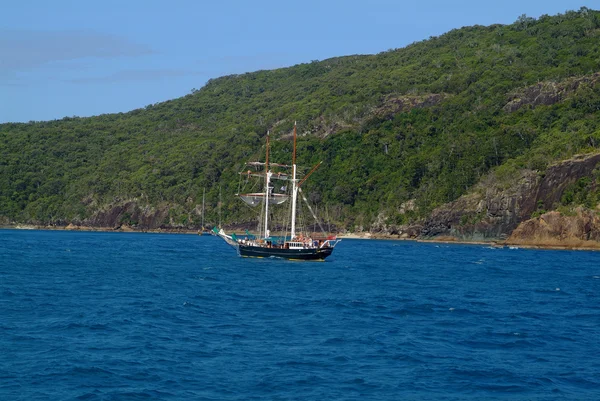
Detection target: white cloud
<box><xmin>0</xmin><ymin>29</ymin><xmax>154</xmax><ymax>72</ymax></box>
<box><xmin>65</xmin><ymin>69</ymin><xmax>205</xmax><ymax>84</ymax></box>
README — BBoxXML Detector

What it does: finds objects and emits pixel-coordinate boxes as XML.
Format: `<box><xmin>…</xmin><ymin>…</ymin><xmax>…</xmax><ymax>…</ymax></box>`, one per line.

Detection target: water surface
<box><xmin>1</xmin><ymin>230</ymin><xmax>599</xmax><ymax>400</ymax></box>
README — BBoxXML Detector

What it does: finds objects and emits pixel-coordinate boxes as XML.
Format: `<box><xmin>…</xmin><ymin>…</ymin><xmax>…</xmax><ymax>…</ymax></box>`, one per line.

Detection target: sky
<box><xmin>0</xmin><ymin>0</ymin><xmax>596</xmax><ymax>123</ymax></box>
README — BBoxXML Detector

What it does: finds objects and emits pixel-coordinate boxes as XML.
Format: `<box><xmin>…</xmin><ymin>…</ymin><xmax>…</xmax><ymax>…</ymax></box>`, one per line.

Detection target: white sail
<box><xmin>239</xmin><ymin>192</ymin><xmax>289</xmax><ymax>207</ymax></box>
<box><xmin>246</xmin><ymin>161</ymin><xmax>291</xmax><ymax>168</ymax></box>
<box><xmin>241</xmin><ymin>171</ymin><xmax>290</xmax><ymax>181</ymax></box>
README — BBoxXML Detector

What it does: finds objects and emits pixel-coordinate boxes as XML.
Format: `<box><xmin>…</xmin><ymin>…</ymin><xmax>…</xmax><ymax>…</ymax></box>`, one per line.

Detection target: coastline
<box><xmin>338</xmin><ymin>231</ymin><xmax>600</xmax><ymax>251</ymax></box>
<box><xmin>4</xmin><ymin>224</ymin><xmax>600</xmax><ymax>251</ymax></box>
<box><xmin>5</xmin><ymin>224</ymin><xmax>201</xmax><ymax>235</ymax></box>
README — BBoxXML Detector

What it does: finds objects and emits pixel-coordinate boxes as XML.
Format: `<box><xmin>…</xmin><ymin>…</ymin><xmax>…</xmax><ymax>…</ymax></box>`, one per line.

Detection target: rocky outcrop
<box><xmin>530</xmin><ymin>153</ymin><xmax>600</xmax><ymax>212</ymax></box>
<box><xmin>375</xmin><ymin>93</ymin><xmax>449</xmax><ymax>118</ymax></box>
<box><xmin>506</xmin><ymin>209</ymin><xmax>600</xmax><ymax>249</ymax></box>
<box><xmin>276</xmin><ymin>93</ymin><xmax>449</xmax><ymax>140</ymax></box>
<box><xmin>420</xmin><ymin>170</ymin><xmax>540</xmax><ymax>240</ymax></box>
<box><xmin>76</xmin><ymin>201</ymin><xmax>178</xmax><ymax>230</ymax></box>
<box><xmin>370</xmin><ymin>220</ymin><xmax>423</xmax><ymax>239</ymax></box>
<box><xmin>420</xmin><ymin>152</ymin><xmax>600</xmax><ymax>241</ymax></box>
<box><xmin>503</xmin><ymin>72</ymin><xmax>600</xmax><ymax>113</ymax></box>
<box><xmin>369</xmin><ymin>202</ymin><xmax>423</xmax><ymax>239</ymax></box>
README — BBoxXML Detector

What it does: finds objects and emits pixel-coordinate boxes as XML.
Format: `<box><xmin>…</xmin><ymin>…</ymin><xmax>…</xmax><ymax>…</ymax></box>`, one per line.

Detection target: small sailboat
<box><xmin>214</xmin><ymin>123</ymin><xmax>340</xmax><ymax>260</ymax></box>
<box><xmin>198</xmin><ymin>187</ymin><xmax>207</xmax><ymax>235</ymax></box>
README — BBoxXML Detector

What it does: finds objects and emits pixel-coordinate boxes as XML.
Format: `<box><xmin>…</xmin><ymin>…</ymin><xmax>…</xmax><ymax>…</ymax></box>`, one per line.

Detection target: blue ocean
<box><xmin>1</xmin><ymin>229</ymin><xmax>599</xmax><ymax>400</ymax></box>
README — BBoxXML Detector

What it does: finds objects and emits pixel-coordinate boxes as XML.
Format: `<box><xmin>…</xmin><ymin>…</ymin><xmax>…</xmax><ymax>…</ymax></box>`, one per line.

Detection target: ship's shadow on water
<box><xmin>1</xmin><ymin>230</ymin><xmax>599</xmax><ymax>400</ymax></box>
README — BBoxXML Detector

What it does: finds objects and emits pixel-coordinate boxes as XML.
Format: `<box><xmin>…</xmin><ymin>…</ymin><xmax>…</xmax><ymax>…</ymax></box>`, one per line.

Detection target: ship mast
<box><xmin>264</xmin><ymin>131</ymin><xmax>271</xmax><ymax>239</ymax></box>
<box><xmin>291</xmin><ymin>122</ymin><xmax>298</xmax><ymax>239</ymax></box>
<box><xmin>202</xmin><ymin>187</ymin><xmax>205</xmax><ymax>230</ymax></box>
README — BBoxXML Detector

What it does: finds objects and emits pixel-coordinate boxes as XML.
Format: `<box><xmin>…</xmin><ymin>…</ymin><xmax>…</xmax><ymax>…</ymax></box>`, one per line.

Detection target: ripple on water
<box><xmin>1</xmin><ymin>231</ymin><xmax>600</xmax><ymax>400</ymax></box>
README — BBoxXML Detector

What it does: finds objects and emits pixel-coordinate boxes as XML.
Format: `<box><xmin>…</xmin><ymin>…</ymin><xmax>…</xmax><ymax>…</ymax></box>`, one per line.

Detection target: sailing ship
<box><xmin>214</xmin><ymin>123</ymin><xmax>340</xmax><ymax>260</ymax></box>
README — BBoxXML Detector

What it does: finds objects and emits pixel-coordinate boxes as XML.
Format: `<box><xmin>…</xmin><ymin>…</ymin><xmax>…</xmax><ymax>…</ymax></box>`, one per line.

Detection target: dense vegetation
<box><xmin>2</xmin><ymin>8</ymin><xmax>600</xmax><ymax>230</ymax></box>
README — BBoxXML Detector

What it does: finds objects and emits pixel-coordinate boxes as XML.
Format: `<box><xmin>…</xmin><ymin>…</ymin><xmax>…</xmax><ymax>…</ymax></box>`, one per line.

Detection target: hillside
<box><xmin>1</xmin><ymin>7</ymin><xmax>600</xmax><ymax>243</ymax></box>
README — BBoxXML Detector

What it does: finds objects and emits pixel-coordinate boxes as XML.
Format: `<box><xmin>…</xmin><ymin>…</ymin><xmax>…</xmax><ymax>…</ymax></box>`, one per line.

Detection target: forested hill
<box><xmin>2</xmin><ymin>8</ymin><xmax>600</xmax><ymax>234</ymax></box>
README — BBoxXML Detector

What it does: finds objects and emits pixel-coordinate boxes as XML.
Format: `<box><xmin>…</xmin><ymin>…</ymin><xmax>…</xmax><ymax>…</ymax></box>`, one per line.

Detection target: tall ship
<box><xmin>214</xmin><ymin>123</ymin><xmax>340</xmax><ymax>260</ymax></box>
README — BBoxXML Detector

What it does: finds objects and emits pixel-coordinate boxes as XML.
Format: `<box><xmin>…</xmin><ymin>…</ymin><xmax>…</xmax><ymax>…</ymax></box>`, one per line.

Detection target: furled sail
<box><xmin>239</xmin><ymin>192</ymin><xmax>289</xmax><ymax>207</ymax></box>
<box><xmin>246</xmin><ymin>161</ymin><xmax>291</xmax><ymax>168</ymax></box>
<box><xmin>241</xmin><ymin>170</ymin><xmax>290</xmax><ymax>180</ymax></box>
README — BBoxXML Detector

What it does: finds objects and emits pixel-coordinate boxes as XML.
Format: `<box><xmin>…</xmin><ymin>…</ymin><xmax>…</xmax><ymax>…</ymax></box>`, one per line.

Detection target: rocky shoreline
<box><xmin>339</xmin><ymin>231</ymin><xmax>600</xmax><ymax>251</ymax></box>
<box><xmin>4</xmin><ymin>152</ymin><xmax>600</xmax><ymax>252</ymax></box>
<box><xmin>6</xmin><ymin>223</ymin><xmax>599</xmax><ymax>251</ymax></box>
<box><xmin>7</xmin><ymin>224</ymin><xmax>201</xmax><ymax>235</ymax></box>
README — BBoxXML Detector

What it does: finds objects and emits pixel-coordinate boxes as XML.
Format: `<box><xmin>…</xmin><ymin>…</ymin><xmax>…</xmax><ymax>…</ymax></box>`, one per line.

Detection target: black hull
<box><xmin>238</xmin><ymin>244</ymin><xmax>334</xmax><ymax>260</ymax></box>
